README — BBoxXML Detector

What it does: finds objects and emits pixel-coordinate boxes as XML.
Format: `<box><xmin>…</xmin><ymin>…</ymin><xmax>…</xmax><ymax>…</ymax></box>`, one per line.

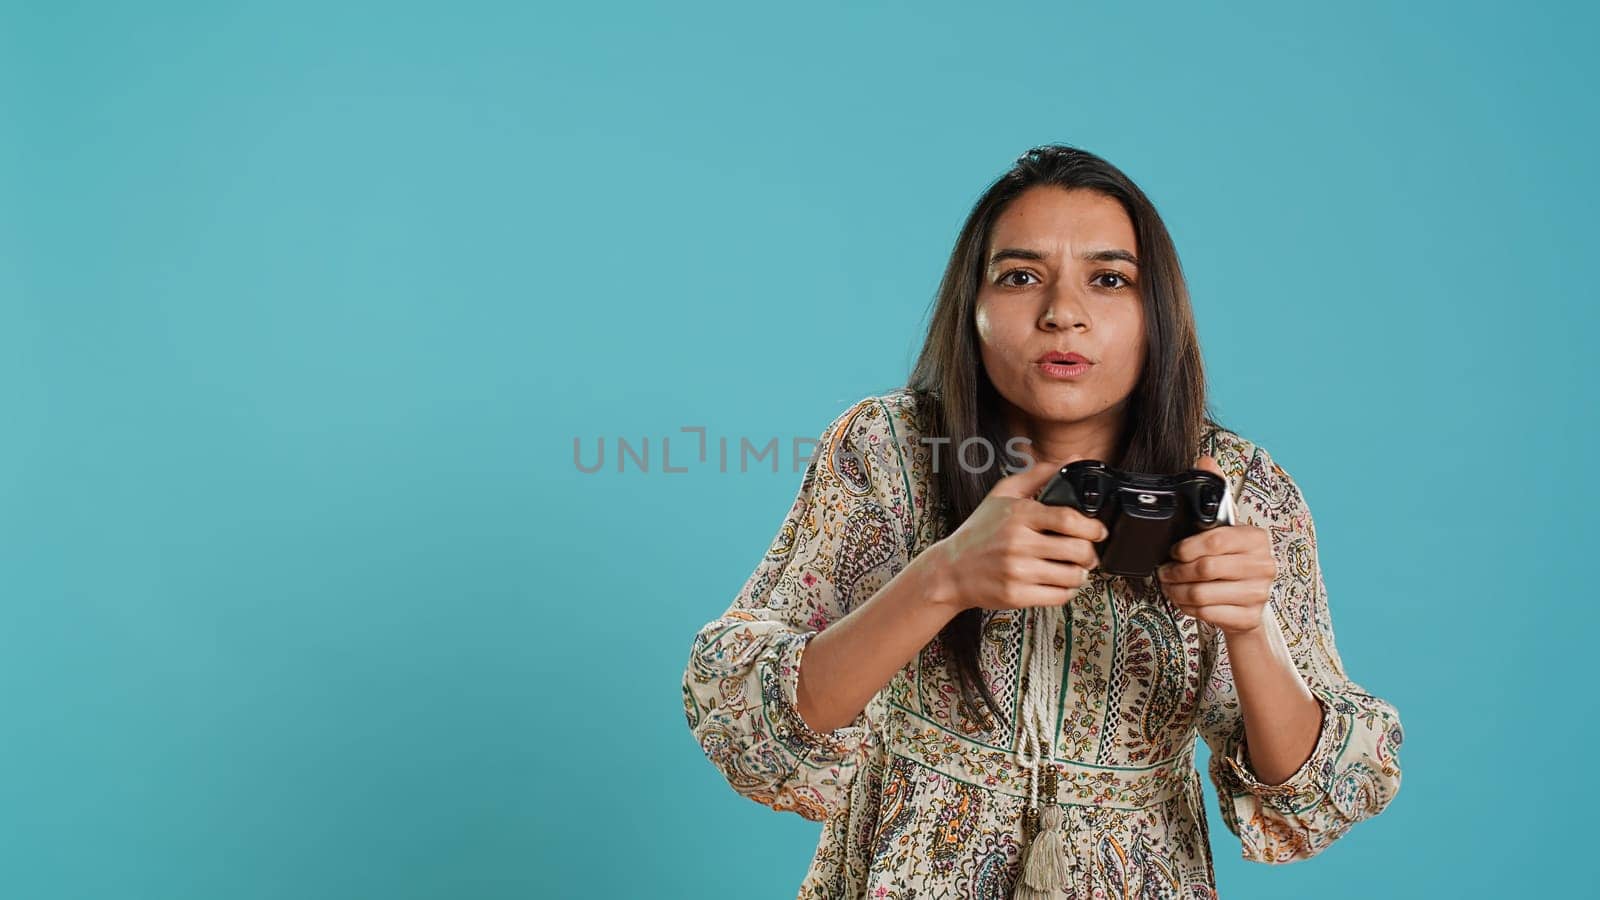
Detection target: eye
<box><xmin>1094</xmin><ymin>271</ymin><xmax>1135</xmax><ymax>290</ymax></box>
<box><xmin>997</xmin><ymin>270</ymin><xmax>1039</xmax><ymax>287</ymax></box>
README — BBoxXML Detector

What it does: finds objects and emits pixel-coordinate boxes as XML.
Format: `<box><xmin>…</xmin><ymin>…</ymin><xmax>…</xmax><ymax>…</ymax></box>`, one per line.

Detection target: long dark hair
<box><xmin>906</xmin><ymin>144</ymin><xmax>1228</xmax><ymax>731</ymax></box>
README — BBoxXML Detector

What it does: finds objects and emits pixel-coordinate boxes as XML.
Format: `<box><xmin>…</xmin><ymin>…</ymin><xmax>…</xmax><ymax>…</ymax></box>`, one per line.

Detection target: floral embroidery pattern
<box><xmin>683</xmin><ymin>389</ymin><xmax>1404</xmax><ymax>897</ymax></box>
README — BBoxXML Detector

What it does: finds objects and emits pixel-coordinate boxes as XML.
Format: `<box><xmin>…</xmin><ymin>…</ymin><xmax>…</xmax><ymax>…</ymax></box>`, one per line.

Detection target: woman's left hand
<box><xmin>1155</xmin><ymin>455</ymin><xmax>1278</xmax><ymax>636</ymax></box>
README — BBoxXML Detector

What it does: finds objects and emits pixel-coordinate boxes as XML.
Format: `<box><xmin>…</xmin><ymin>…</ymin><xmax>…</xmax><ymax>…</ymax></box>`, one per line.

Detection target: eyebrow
<box><xmin>987</xmin><ymin>247</ymin><xmax>1140</xmax><ymax>268</ymax></box>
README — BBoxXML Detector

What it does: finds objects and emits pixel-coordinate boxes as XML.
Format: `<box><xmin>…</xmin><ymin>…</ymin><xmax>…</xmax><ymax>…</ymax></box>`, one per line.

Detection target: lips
<box><xmin>1037</xmin><ymin>351</ymin><xmax>1090</xmax><ymax>366</ymax></box>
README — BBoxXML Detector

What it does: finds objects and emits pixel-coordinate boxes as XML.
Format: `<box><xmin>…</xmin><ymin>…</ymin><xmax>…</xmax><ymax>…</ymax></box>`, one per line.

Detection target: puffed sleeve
<box><xmin>1195</xmin><ymin>445</ymin><xmax>1405</xmax><ymax>863</ymax></box>
<box><xmin>681</xmin><ymin>396</ymin><xmax>913</xmax><ymax>823</ymax></box>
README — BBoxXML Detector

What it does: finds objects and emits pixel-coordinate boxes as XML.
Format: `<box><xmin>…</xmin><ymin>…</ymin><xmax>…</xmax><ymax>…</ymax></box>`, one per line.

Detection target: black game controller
<box><xmin>1035</xmin><ymin>460</ymin><xmax>1237</xmax><ymax>577</ymax></box>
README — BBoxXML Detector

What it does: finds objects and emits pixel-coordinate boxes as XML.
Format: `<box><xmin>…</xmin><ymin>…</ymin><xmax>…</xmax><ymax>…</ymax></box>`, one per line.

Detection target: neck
<box><xmin>1003</xmin><ymin>402</ymin><xmax>1127</xmax><ymax>468</ymax></box>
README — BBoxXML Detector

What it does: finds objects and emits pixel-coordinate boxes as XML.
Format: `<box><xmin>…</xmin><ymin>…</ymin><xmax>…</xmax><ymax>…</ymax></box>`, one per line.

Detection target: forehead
<box><xmin>987</xmin><ymin>186</ymin><xmax>1136</xmax><ymax>253</ymax></box>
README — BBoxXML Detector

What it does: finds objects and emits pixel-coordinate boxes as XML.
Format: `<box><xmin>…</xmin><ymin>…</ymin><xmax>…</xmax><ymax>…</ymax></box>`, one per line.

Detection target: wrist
<box><xmin>1220</xmin><ymin>603</ymin><xmax>1279</xmax><ymax>648</ymax></box>
<box><xmin>1222</xmin><ymin>620</ymin><xmax>1269</xmax><ymax>648</ymax></box>
<box><xmin>911</xmin><ymin>540</ymin><xmax>969</xmax><ymax>616</ymax></box>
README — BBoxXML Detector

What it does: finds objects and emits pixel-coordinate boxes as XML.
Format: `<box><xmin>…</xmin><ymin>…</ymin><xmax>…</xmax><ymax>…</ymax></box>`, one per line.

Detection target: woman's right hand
<box><xmin>923</xmin><ymin>458</ymin><xmax>1110</xmax><ymax>613</ymax></box>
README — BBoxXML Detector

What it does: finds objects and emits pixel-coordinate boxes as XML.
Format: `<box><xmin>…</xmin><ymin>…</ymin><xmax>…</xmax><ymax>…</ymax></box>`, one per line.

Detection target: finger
<box><xmin>1193</xmin><ymin>454</ymin><xmax>1225</xmax><ymax>479</ymax></box>
<box><xmin>989</xmin><ymin>456</ymin><xmax>1073</xmax><ymax>499</ymax></box>
<box><xmin>1002</xmin><ymin>582</ymin><xmax>1083</xmax><ymax>609</ymax></box>
<box><xmin>1171</xmin><ymin>599</ymin><xmax>1259</xmax><ymax>613</ymax></box>
<box><xmin>1169</xmin><ymin>525</ymin><xmax>1250</xmax><ymax>563</ymax></box>
<box><xmin>1170</xmin><ymin>603</ymin><xmax>1262</xmax><ymax>627</ymax></box>
<box><xmin>1021</xmin><ymin>556</ymin><xmax>1091</xmax><ymax>590</ymax></box>
<box><xmin>985</xmin><ymin>576</ymin><xmax>1088</xmax><ymax>605</ymax></box>
<box><xmin>1170</xmin><ymin>603</ymin><xmax>1255</xmax><ymax>622</ymax></box>
<box><xmin>1027</xmin><ymin>532</ymin><xmax>1101</xmax><ymax>570</ymax></box>
<box><xmin>1157</xmin><ymin>553</ymin><xmax>1273</xmax><ymax>584</ymax></box>
<box><xmin>1161</xmin><ymin>579</ymin><xmax>1270</xmax><ymax>607</ymax></box>
<box><xmin>1027</xmin><ymin>503</ymin><xmax>1110</xmax><ymax>543</ymax></box>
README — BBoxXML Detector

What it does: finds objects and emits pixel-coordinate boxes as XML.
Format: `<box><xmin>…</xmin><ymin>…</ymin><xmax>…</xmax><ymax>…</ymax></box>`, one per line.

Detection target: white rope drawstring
<box><xmin>1004</xmin><ymin>460</ymin><xmax>1073</xmax><ymax>897</ymax></box>
<box><xmin>1015</xmin><ymin>603</ymin><xmax>1060</xmax><ymax>809</ymax></box>
<box><xmin>1012</xmin><ymin>603</ymin><xmax>1072</xmax><ymax>898</ymax></box>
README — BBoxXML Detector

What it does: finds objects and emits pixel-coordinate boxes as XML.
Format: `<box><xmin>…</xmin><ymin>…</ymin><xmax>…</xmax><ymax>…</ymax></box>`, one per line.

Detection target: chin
<box><xmin>1035</xmin><ymin>403</ymin><xmax>1093</xmax><ymax>425</ymax></box>
<box><xmin>1008</xmin><ymin>389</ymin><xmax>1088</xmax><ymax>424</ymax></box>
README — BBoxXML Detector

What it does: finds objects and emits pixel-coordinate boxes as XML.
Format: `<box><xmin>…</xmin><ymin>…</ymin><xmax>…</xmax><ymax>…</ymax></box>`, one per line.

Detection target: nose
<box><xmin>1039</xmin><ymin>286</ymin><xmax>1089</xmax><ymax>331</ymax></box>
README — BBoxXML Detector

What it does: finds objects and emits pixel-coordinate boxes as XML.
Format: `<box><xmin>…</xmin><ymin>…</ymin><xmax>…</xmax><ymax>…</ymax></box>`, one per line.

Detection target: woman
<box><xmin>681</xmin><ymin>144</ymin><xmax>1403</xmax><ymax>899</ymax></box>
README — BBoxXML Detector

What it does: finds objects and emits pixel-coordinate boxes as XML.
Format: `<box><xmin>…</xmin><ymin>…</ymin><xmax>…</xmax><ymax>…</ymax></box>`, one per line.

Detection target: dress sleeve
<box><xmin>681</xmin><ymin>397</ymin><xmax>913</xmax><ymax>823</ymax></box>
<box><xmin>1195</xmin><ymin>445</ymin><xmax>1405</xmax><ymax>863</ymax></box>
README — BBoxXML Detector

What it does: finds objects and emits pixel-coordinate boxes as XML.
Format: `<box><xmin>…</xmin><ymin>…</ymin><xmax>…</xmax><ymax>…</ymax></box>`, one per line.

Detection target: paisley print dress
<box><xmin>681</xmin><ymin>388</ymin><xmax>1404</xmax><ymax>898</ymax></box>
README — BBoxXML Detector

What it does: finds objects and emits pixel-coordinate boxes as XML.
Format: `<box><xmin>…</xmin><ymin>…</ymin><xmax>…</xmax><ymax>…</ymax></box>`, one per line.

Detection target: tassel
<box><xmin>1012</xmin><ymin>605</ymin><xmax>1071</xmax><ymax>898</ymax></box>
<box><xmin>1013</xmin><ymin>805</ymin><xmax>1070</xmax><ymax>898</ymax></box>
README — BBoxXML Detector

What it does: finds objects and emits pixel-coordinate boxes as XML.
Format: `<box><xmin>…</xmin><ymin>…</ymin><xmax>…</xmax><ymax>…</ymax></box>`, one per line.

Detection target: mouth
<box><xmin>1036</xmin><ymin>351</ymin><xmax>1091</xmax><ymax>366</ymax></box>
<box><xmin>1036</xmin><ymin>351</ymin><xmax>1093</xmax><ymax>379</ymax></box>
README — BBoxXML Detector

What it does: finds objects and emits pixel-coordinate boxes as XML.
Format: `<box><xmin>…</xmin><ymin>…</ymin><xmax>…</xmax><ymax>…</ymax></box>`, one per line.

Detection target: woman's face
<box><xmin>975</xmin><ymin>185</ymin><xmax>1147</xmax><ymax>460</ymax></box>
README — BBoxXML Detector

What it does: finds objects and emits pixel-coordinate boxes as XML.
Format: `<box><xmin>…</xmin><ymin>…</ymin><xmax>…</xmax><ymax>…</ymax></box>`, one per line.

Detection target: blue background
<box><xmin>5</xmin><ymin>1</ymin><xmax>1593</xmax><ymax>897</ymax></box>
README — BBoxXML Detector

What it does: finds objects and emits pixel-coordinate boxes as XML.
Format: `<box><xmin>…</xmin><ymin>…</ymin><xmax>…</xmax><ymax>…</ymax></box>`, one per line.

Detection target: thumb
<box><xmin>991</xmin><ymin>453</ymin><xmax>1080</xmax><ymax>500</ymax></box>
<box><xmin>1194</xmin><ymin>454</ymin><xmax>1224</xmax><ymax>478</ymax></box>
